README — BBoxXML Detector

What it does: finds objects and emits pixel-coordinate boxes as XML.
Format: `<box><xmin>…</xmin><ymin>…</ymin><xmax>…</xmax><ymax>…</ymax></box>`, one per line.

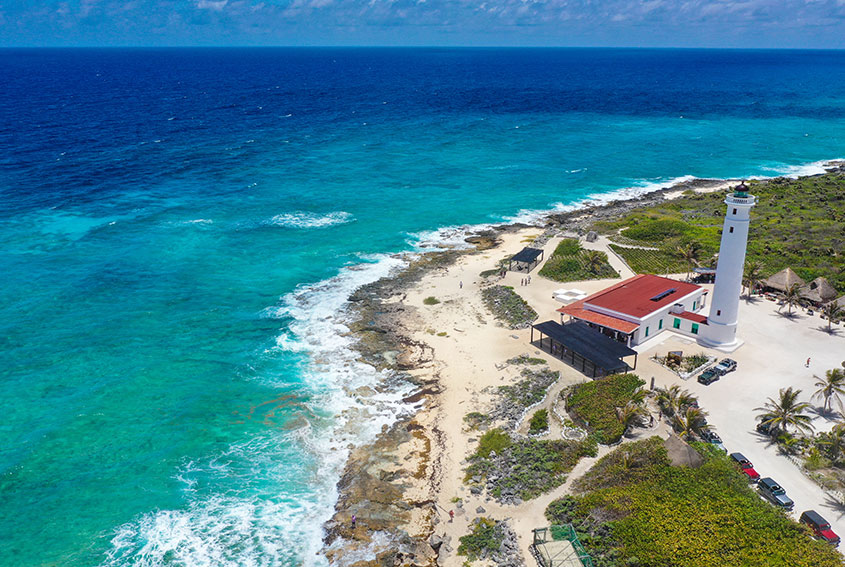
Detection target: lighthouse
<box><xmin>699</xmin><ymin>181</ymin><xmax>757</xmax><ymax>351</ymax></box>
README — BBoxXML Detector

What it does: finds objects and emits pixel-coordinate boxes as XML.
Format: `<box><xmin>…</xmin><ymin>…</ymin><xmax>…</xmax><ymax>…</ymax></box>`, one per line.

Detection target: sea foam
<box><xmin>269</xmin><ymin>211</ymin><xmax>354</xmax><ymax>229</ymax></box>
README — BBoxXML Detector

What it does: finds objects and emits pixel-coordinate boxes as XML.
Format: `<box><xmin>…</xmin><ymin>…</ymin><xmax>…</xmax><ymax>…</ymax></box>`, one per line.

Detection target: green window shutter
<box><xmin>691</xmin><ymin>323</ymin><xmax>699</xmax><ymax>335</ymax></box>
<box><xmin>658</xmin><ymin>319</ymin><xmax>663</xmax><ymax>330</ymax></box>
<box><xmin>673</xmin><ymin>318</ymin><xmax>681</xmax><ymax>329</ymax></box>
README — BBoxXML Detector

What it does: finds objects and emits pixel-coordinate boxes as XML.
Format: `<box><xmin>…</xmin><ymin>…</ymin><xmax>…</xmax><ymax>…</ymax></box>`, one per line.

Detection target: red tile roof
<box><xmin>577</xmin><ymin>274</ymin><xmax>702</xmax><ymax>318</ymax></box>
<box><xmin>558</xmin><ymin>301</ymin><xmax>640</xmax><ymax>334</ymax></box>
<box><xmin>676</xmin><ymin>311</ymin><xmax>708</xmax><ymax>324</ymax></box>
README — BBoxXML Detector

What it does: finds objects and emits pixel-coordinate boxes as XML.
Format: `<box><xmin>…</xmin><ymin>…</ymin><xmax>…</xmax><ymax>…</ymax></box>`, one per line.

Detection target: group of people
<box><xmin>520</xmin><ymin>275</ymin><xmax>532</xmax><ymax>286</ymax></box>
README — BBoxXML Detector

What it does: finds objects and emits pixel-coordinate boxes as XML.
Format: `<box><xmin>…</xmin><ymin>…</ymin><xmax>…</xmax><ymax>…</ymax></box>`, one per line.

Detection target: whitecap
<box><xmin>268</xmin><ymin>211</ymin><xmax>354</xmax><ymax>229</ymax></box>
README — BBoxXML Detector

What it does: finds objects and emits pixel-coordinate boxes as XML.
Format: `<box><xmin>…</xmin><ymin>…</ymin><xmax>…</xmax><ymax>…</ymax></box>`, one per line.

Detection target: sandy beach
<box><xmin>324</xmin><ymin>172</ymin><xmax>845</xmax><ymax>567</ymax></box>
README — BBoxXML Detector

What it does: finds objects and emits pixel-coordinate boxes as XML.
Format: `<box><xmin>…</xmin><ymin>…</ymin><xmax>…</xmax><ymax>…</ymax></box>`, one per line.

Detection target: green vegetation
<box><xmin>457</xmin><ymin>517</ymin><xmax>503</xmax><ymax>561</ymax></box>
<box><xmin>682</xmin><ymin>352</ymin><xmax>710</xmax><ymax>373</ymax></box>
<box><xmin>528</xmin><ymin>408</ymin><xmax>550</xmax><ymax>435</ymax></box>
<box><xmin>423</xmin><ymin>296</ymin><xmax>440</xmax><ymax>305</ymax></box>
<box><xmin>545</xmin><ymin>438</ymin><xmax>842</xmax><ymax>567</ymax></box>
<box><xmin>506</xmin><ymin>354</ymin><xmax>547</xmax><ymax>365</ymax></box>
<box><xmin>463</xmin><ymin>412</ymin><xmax>491</xmax><ymax>431</ymax></box>
<box><xmin>497</xmin><ymin>368</ymin><xmax>559</xmax><ymax>414</ymax></box>
<box><xmin>474</xmin><ymin>428</ymin><xmax>513</xmax><ymax>458</ymax></box>
<box><xmin>539</xmin><ymin>239</ymin><xmax>620</xmax><ymax>282</ymax></box>
<box><xmin>594</xmin><ymin>173</ymin><xmax>845</xmax><ymax>291</ymax></box>
<box><xmin>466</xmin><ymin>430</ymin><xmax>596</xmax><ymax>501</ymax></box>
<box><xmin>565</xmin><ymin>374</ymin><xmax>646</xmax><ymax>444</ymax></box>
<box><xmin>480</xmin><ymin>285</ymin><xmax>538</xmax><ymax>329</ymax></box>
<box><xmin>609</xmin><ymin>243</ymin><xmax>691</xmax><ymax>275</ymax></box>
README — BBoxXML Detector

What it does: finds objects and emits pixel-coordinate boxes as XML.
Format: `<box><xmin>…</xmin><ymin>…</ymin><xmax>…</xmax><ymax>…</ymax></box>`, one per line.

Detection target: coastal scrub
<box><xmin>565</xmin><ymin>374</ymin><xmax>646</xmax><ymax>444</ymax></box>
<box><xmin>480</xmin><ymin>285</ymin><xmax>538</xmax><ymax>329</ymax></box>
<box><xmin>546</xmin><ymin>437</ymin><xmax>843</xmax><ymax>567</ymax></box>
<box><xmin>539</xmin><ymin>239</ymin><xmax>619</xmax><ymax>282</ymax></box>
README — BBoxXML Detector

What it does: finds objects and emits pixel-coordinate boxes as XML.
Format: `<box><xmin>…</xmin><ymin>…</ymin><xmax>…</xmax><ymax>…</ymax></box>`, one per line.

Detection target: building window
<box><xmin>716</xmin><ymin>309</ymin><xmax>721</xmax><ymax>316</ymax></box>
<box><xmin>692</xmin><ymin>323</ymin><xmax>699</xmax><ymax>335</ymax></box>
<box><xmin>673</xmin><ymin>318</ymin><xmax>680</xmax><ymax>329</ymax></box>
<box><xmin>658</xmin><ymin>319</ymin><xmax>663</xmax><ymax>330</ymax></box>
<box><xmin>645</xmin><ymin>326</ymin><xmax>649</xmax><ymax>337</ymax></box>
<box><xmin>692</xmin><ymin>300</ymin><xmax>697</xmax><ymax>310</ymax></box>
<box><xmin>729</xmin><ymin>226</ymin><xmax>734</xmax><ymax>233</ymax></box>
<box><xmin>733</xmin><ymin>208</ymin><xmax>737</xmax><ymax>215</ymax></box>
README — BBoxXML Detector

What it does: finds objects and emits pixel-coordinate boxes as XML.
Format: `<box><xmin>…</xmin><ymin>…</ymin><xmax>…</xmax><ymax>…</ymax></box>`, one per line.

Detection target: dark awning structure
<box><xmin>530</xmin><ymin>320</ymin><xmax>637</xmax><ymax>378</ymax></box>
<box><xmin>508</xmin><ymin>247</ymin><xmax>544</xmax><ymax>272</ymax></box>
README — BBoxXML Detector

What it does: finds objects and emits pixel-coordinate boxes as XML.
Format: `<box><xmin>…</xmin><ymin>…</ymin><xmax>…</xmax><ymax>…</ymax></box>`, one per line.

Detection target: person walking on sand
<box><xmin>806</xmin><ymin>357</ymin><xmax>811</xmax><ymax>367</ymax></box>
<box><xmin>448</xmin><ymin>510</ymin><xmax>454</xmax><ymax>522</ymax></box>
<box><xmin>459</xmin><ymin>281</ymin><xmax>463</xmax><ymax>289</ymax></box>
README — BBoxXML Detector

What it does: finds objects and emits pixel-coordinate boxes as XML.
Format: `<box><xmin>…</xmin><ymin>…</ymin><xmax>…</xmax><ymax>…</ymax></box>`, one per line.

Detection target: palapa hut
<box><xmin>800</xmin><ymin>277</ymin><xmax>839</xmax><ymax>306</ymax></box>
<box><xmin>763</xmin><ymin>267</ymin><xmax>805</xmax><ymax>293</ymax></box>
<box><xmin>825</xmin><ymin>295</ymin><xmax>845</xmax><ymax>310</ymax></box>
<box><xmin>663</xmin><ymin>434</ymin><xmax>704</xmax><ymax>468</ymax></box>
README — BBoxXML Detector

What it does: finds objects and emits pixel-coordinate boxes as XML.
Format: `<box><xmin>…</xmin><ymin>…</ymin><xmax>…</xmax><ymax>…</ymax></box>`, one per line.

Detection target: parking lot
<box><xmin>638</xmin><ymin>294</ymin><xmax>845</xmax><ymax>543</ymax></box>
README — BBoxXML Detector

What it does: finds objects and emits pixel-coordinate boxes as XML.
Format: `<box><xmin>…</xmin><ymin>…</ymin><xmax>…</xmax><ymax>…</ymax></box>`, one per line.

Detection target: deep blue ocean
<box><xmin>1</xmin><ymin>48</ymin><xmax>844</xmax><ymax>567</ymax></box>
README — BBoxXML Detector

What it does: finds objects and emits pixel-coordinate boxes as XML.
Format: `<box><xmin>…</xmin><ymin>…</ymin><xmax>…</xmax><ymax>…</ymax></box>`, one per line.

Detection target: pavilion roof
<box><xmin>763</xmin><ymin>268</ymin><xmax>805</xmax><ymax>292</ymax></box>
<box><xmin>801</xmin><ymin>277</ymin><xmax>839</xmax><ymax>304</ymax></box>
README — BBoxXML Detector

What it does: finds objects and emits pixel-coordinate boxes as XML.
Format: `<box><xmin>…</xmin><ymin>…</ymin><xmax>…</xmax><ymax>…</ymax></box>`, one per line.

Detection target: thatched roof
<box><xmin>763</xmin><ymin>268</ymin><xmax>805</xmax><ymax>292</ymax></box>
<box><xmin>823</xmin><ymin>295</ymin><xmax>845</xmax><ymax>309</ymax></box>
<box><xmin>663</xmin><ymin>434</ymin><xmax>704</xmax><ymax>468</ymax></box>
<box><xmin>800</xmin><ymin>277</ymin><xmax>838</xmax><ymax>304</ymax></box>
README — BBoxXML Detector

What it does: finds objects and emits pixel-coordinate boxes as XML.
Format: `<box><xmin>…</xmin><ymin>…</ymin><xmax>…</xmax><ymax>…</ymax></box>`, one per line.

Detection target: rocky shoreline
<box><xmin>318</xmin><ymin>166</ymin><xmax>844</xmax><ymax>566</ymax></box>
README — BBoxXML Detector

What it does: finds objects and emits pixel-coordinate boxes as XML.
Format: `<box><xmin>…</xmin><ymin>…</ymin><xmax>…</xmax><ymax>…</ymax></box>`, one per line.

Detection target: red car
<box><xmin>800</xmin><ymin>510</ymin><xmax>840</xmax><ymax>546</ymax></box>
<box><xmin>730</xmin><ymin>452</ymin><xmax>760</xmax><ymax>483</ymax></box>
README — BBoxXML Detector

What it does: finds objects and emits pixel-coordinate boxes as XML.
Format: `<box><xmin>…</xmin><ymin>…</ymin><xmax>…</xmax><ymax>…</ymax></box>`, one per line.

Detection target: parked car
<box><xmin>756</xmin><ymin>420</ymin><xmax>773</xmax><ymax>435</ymax></box>
<box><xmin>729</xmin><ymin>452</ymin><xmax>760</xmax><ymax>482</ymax></box>
<box><xmin>800</xmin><ymin>510</ymin><xmax>840</xmax><ymax>546</ymax></box>
<box><xmin>758</xmin><ymin>477</ymin><xmax>795</xmax><ymax>510</ymax></box>
<box><xmin>698</xmin><ymin>369</ymin><xmax>720</xmax><ymax>385</ymax></box>
<box><xmin>700</xmin><ymin>430</ymin><xmax>727</xmax><ymax>452</ymax></box>
<box><xmin>714</xmin><ymin>358</ymin><xmax>738</xmax><ymax>375</ymax></box>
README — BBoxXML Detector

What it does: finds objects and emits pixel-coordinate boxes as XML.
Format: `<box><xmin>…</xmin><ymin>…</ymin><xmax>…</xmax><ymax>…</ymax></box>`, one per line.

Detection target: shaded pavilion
<box><xmin>530</xmin><ymin>320</ymin><xmax>637</xmax><ymax>378</ymax></box>
<box><xmin>509</xmin><ymin>247</ymin><xmax>544</xmax><ymax>272</ymax></box>
<box><xmin>763</xmin><ymin>267</ymin><xmax>805</xmax><ymax>292</ymax></box>
<box><xmin>800</xmin><ymin>277</ymin><xmax>838</xmax><ymax>305</ymax></box>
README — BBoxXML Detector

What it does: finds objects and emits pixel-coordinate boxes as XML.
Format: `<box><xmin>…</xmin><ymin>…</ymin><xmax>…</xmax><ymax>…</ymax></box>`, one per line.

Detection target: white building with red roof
<box><xmin>557</xmin><ymin>273</ymin><xmax>708</xmax><ymax>347</ymax></box>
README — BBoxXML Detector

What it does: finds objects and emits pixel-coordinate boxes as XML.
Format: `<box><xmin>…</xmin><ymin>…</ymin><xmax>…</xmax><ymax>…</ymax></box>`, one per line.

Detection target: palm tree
<box><xmin>755</xmin><ymin>387</ymin><xmax>814</xmax><ymax>436</ymax></box>
<box><xmin>676</xmin><ymin>242</ymin><xmax>702</xmax><ymax>281</ymax></box>
<box><xmin>743</xmin><ymin>260</ymin><xmax>764</xmax><ymax>298</ymax></box>
<box><xmin>822</xmin><ymin>302</ymin><xmax>843</xmax><ymax>333</ymax></box>
<box><xmin>617</xmin><ymin>402</ymin><xmax>650</xmax><ymax>436</ymax></box>
<box><xmin>673</xmin><ymin>406</ymin><xmax>709</xmax><ymax>440</ymax></box>
<box><xmin>655</xmin><ymin>385</ymin><xmax>682</xmax><ymax>417</ymax></box>
<box><xmin>813</xmin><ymin>368</ymin><xmax>845</xmax><ymax>413</ymax></box>
<box><xmin>583</xmin><ymin>250</ymin><xmax>605</xmax><ymax>275</ymax></box>
<box><xmin>778</xmin><ymin>282</ymin><xmax>802</xmax><ymax>316</ymax></box>
<box><xmin>819</xmin><ymin>423</ymin><xmax>845</xmax><ymax>464</ymax></box>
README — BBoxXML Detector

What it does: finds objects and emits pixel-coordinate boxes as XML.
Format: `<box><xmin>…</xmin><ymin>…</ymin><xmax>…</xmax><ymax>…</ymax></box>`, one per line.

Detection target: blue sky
<box><xmin>1</xmin><ymin>0</ymin><xmax>844</xmax><ymax>47</ymax></box>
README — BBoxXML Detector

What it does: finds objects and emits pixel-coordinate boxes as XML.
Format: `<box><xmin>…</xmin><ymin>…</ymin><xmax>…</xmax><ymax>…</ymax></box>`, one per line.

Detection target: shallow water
<box><xmin>0</xmin><ymin>47</ymin><xmax>843</xmax><ymax>567</ymax></box>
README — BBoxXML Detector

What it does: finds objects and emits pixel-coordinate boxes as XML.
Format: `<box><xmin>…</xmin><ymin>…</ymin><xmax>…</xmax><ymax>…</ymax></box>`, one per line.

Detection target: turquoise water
<box><xmin>1</xmin><ymin>48</ymin><xmax>844</xmax><ymax>567</ymax></box>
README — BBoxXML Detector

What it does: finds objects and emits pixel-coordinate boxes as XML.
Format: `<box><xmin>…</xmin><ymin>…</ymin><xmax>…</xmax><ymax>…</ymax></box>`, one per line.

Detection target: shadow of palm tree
<box><xmin>816</xmin><ymin>325</ymin><xmax>843</xmax><ymax>336</ymax></box>
<box><xmin>821</xmin><ymin>492</ymin><xmax>845</xmax><ymax>520</ymax></box>
<box><xmin>742</xmin><ymin>295</ymin><xmax>762</xmax><ymax>304</ymax></box>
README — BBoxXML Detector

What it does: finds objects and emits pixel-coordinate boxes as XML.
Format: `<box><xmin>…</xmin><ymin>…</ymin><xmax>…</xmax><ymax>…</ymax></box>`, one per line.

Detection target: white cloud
<box><xmin>196</xmin><ymin>0</ymin><xmax>229</xmax><ymax>10</ymax></box>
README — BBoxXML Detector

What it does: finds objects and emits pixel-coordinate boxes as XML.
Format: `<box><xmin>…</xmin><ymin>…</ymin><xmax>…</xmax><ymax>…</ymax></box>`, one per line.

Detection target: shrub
<box><xmin>423</xmin><ymin>296</ymin><xmax>440</xmax><ymax>305</ymax></box>
<box><xmin>565</xmin><ymin>374</ymin><xmax>646</xmax><ymax>444</ymax></box>
<box><xmin>549</xmin><ymin>439</ymin><xmax>843</xmax><ymax>567</ymax></box>
<box><xmin>480</xmin><ymin>285</ymin><xmax>538</xmax><ymax>329</ymax></box>
<box><xmin>539</xmin><ymin>246</ymin><xmax>619</xmax><ymax>283</ymax></box>
<box><xmin>528</xmin><ymin>409</ymin><xmax>550</xmax><ymax>435</ymax></box>
<box><xmin>463</xmin><ymin>412</ymin><xmax>491</xmax><ymax>430</ymax></box>
<box><xmin>457</xmin><ymin>517</ymin><xmax>503</xmax><ymax>560</ymax></box>
<box><xmin>475</xmin><ymin>428</ymin><xmax>512</xmax><ymax>458</ymax></box>
<box><xmin>555</xmin><ymin>238</ymin><xmax>583</xmax><ymax>255</ymax></box>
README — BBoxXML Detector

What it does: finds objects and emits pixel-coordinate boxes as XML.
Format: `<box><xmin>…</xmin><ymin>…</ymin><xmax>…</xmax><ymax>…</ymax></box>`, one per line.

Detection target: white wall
<box><xmin>632</xmin><ymin>289</ymin><xmax>707</xmax><ymax>345</ymax></box>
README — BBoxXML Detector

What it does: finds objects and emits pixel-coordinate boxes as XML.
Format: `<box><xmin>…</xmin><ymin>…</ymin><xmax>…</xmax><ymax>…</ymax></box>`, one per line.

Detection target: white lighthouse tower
<box><xmin>699</xmin><ymin>181</ymin><xmax>757</xmax><ymax>351</ymax></box>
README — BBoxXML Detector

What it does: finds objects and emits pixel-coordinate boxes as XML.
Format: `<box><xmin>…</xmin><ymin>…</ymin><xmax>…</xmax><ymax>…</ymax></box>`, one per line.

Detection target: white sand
<box><xmin>398</xmin><ymin>228</ymin><xmax>845</xmax><ymax>564</ymax></box>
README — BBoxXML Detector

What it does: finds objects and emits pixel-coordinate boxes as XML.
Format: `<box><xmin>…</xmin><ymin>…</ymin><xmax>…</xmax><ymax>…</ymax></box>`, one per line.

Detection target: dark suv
<box><xmin>800</xmin><ymin>510</ymin><xmax>840</xmax><ymax>546</ymax></box>
<box><xmin>698</xmin><ymin>369</ymin><xmax>720</xmax><ymax>385</ymax></box>
<box><xmin>729</xmin><ymin>452</ymin><xmax>760</xmax><ymax>482</ymax></box>
<box><xmin>758</xmin><ymin>477</ymin><xmax>794</xmax><ymax>510</ymax></box>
